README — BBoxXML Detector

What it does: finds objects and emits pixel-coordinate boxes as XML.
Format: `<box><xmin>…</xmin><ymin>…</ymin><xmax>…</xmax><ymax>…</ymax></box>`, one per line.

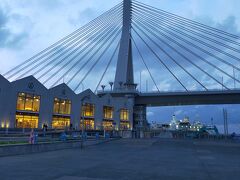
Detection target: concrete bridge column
<box><xmin>133</xmin><ymin>105</ymin><xmax>148</xmax><ymax>138</ymax></box>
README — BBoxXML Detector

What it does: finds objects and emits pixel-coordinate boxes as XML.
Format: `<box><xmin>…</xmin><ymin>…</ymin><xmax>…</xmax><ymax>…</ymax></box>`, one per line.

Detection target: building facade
<box><xmin>0</xmin><ymin>75</ymin><xmax>11</xmax><ymax>128</ymax></box>
<box><xmin>0</xmin><ymin>75</ymin><xmax>133</xmax><ymax>131</ymax></box>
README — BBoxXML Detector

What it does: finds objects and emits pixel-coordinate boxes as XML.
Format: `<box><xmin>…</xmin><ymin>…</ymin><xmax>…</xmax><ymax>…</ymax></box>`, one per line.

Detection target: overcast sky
<box><xmin>0</xmin><ymin>0</ymin><xmax>240</xmax><ymax>132</ymax></box>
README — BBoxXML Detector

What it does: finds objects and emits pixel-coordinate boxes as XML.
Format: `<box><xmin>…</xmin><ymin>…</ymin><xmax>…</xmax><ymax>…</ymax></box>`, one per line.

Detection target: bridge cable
<box><xmin>133</xmin><ymin>2</ymin><xmax>240</xmax><ymax>46</ymax></box>
<box><xmin>13</xmin><ymin>6</ymin><xmax>123</xmax><ymax>81</ymax></box>
<box><xmin>50</xmin><ymin>23</ymin><xmax>122</xmax><ymax>87</ymax></box>
<box><xmin>74</xmin><ymin>30</ymin><xmax>122</xmax><ymax>91</ymax></box>
<box><xmin>131</xmin><ymin>20</ymin><xmax>229</xmax><ymax>90</ymax></box>
<box><xmin>64</xmin><ymin>27</ymin><xmax>121</xmax><ymax>88</ymax></box>
<box><xmin>133</xmin><ymin>7</ymin><xmax>240</xmax><ymax>68</ymax></box>
<box><xmin>133</xmin><ymin>0</ymin><xmax>240</xmax><ymax>41</ymax></box>
<box><xmin>43</xmin><ymin>20</ymin><xmax>122</xmax><ymax>85</ymax></box>
<box><xmin>132</xmin><ymin>28</ymin><xmax>189</xmax><ymax>92</ymax></box>
<box><xmin>43</xmin><ymin>17</ymin><xmax>122</xmax><ymax>84</ymax></box>
<box><xmin>133</xmin><ymin>13</ymin><xmax>240</xmax><ymax>86</ymax></box>
<box><xmin>133</xmin><ymin>20</ymin><xmax>209</xmax><ymax>91</ymax></box>
<box><xmin>94</xmin><ymin>42</ymin><xmax>120</xmax><ymax>93</ymax></box>
<box><xmin>131</xmin><ymin>36</ymin><xmax>161</xmax><ymax>92</ymax></box>
<box><xmin>39</xmin><ymin>12</ymin><xmax>123</xmax><ymax>83</ymax></box>
<box><xmin>9</xmin><ymin>7</ymin><xmax>122</xmax><ymax>80</ymax></box>
<box><xmin>132</xmin><ymin>18</ymin><xmax>234</xmax><ymax>89</ymax></box>
<box><xmin>38</xmin><ymin>8</ymin><xmax>123</xmax><ymax>81</ymax></box>
<box><xmin>4</xmin><ymin>2</ymin><xmax>123</xmax><ymax>78</ymax></box>
<box><xmin>133</xmin><ymin>5</ymin><xmax>240</xmax><ymax>54</ymax></box>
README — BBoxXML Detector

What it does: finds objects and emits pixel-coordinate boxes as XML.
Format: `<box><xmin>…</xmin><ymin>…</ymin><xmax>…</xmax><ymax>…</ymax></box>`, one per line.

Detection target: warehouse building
<box><xmin>0</xmin><ymin>75</ymin><xmax>11</xmax><ymax>128</ymax></box>
<box><xmin>0</xmin><ymin>75</ymin><xmax>133</xmax><ymax>131</ymax></box>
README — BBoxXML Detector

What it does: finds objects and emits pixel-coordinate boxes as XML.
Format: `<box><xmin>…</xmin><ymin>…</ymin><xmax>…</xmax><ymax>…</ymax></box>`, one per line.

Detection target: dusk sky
<box><xmin>0</xmin><ymin>0</ymin><xmax>240</xmax><ymax>133</ymax></box>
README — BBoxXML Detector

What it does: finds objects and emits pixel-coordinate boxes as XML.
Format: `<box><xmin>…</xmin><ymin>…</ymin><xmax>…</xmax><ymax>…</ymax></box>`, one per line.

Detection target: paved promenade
<box><xmin>0</xmin><ymin>139</ymin><xmax>239</xmax><ymax>180</ymax></box>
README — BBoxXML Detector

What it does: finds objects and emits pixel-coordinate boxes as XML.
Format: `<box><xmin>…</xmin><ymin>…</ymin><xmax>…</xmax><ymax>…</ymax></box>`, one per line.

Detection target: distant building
<box><xmin>178</xmin><ymin>121</ymin><xmax>191</xmax><ymax>131</ymax></box>
<box><xmin>169</xmin><ymin>115</ymin><xmax>219</xmax><ymax>134</ymax></box>
<box><xmin>190</xmin><ymin>121</ymin><xmax>203</xmax><ymax>131</ymax></box>
<box><xmin>151</xmin><ymin>122</ymin><xmax>169</xmax><ymax>130</ymax></box>
<box><xmin>169</xmin><ymin>115</ymin><xmax>179</xmax><ymax>130</ymax></box>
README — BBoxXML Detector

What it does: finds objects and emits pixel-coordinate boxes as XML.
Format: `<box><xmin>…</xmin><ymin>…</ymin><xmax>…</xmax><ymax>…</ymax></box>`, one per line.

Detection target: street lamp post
<box><xmin>109</xmin><ymin>82</ymin><xmax>114</xmax><ymax>91</ymax></box>
<box><xmin>101</xmin><ymin>85</ymin><xmax>106</xmax><ymax>92</ymax></box>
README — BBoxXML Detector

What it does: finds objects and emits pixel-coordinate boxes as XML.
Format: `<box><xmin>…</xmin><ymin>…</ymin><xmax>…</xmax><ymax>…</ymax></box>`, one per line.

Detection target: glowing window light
<box><xmin>53</xmin><ymin>98</ymin><xmax>71</xmax><ymax>115</ymax></box>
<box><xmin>82</xmin><ymin>103</ymin><xmax>95</xmax><ymax>117</ymax></box>
<box><xmin>17</xmin><ymin>92</ymin><xmax>41</xmax><ymax>112</ymax></box>
<box><xmin>120</xmin><ymin>108</ymin><xmax>129</xmax><ymax>121</ymax></box>
<box><xmin>103</xmin><ymin>106</ymin><xmax>114</xmax><ymax>119</ymax></box>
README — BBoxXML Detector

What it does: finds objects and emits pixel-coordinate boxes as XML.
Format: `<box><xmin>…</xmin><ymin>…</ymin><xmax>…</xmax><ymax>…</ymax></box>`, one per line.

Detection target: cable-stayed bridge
<box><xmin>2</xmin><ymin>0</ymin><xmax>240</xmax><ymax>129</ymax></box>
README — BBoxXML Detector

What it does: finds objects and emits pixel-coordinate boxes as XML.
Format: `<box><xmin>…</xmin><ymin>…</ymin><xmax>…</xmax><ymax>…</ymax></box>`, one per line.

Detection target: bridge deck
<box><xmin>135</xmin><ymin>90</ymin><xmax>240</xmax><ymax>106</ymax></box>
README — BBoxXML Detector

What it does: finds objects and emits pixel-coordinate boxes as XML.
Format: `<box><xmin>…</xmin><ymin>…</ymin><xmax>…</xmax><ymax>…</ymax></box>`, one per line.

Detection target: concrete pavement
<box><xmin>0</xmin><ymin>139</ymin><xmax>239</xmax><ymax>180</ymax></box>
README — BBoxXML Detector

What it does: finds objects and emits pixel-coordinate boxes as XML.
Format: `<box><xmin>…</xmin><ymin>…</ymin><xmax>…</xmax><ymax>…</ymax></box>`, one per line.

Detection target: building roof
<box><xmin>49</xmin><ymin>83</ymin><xmax>76</xmax><ymax>98</ymax></box>
<box><xmin>78</xmin><ymin>89</ymin><xmax>99</xmax><ymax>102</ymax></box>
<box><xmin>11</xmin><ymin>75</ymin><xmax>48</xmax><ymax>92</ymax></box>
<box><xmin>0</xmin><ymin>74</ymin><xmax>10</xmax><ymax>85</ymax></box>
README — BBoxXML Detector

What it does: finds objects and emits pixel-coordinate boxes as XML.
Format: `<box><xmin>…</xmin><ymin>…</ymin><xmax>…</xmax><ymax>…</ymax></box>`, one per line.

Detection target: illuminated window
<box><xmin>17</xmin><ymin>93</ymin><xmax>40</xmax><ymax>112</ymax></box>
<box><xmin>80</xmin><ymin>118</ymin><xmax>94</xmax><ymax>130</ymax></box>
<box><xmin>102</xmin><ymin>120</ymin><xmax>113</xmax><ymax>130</ymax></box>
<box><xmin>17</xmin><ymin>94</ymin><xmax>24</xmax><ymax>110</ymax></box>
<box><xmin>16</xmin><ymin>114</ymin><xmax>38</xmax><ymax>128</ymax></box>
<box><xmin>120</xmin><ymin>109</ymin><xmax>129</xmax><ymax>121</ymax></box>
<box><xmin>25</xmin><ymin>94</ymin><xmax>33</xmax><ymax>111</ymax></box>
<box><xmin>81</xmin><ymin>103</ymin><xmax>95</xmax><ymax>117</ymax></box>
<box><xmin>120</xmin><ymin>121</ymin><xmax>130</xmax><ymax>130</ymax></box>
<box><xmin>53</xmin><ymin>98</ymin><xmax>71</xmax><ymax>115</ymax></box>
<box><xmin>52</xmin><ymin>116</ymin><xmax>70</xmax><ymax>129</ymax></box>
<box><xmin>103</xmin><ymin>106</ymin><xmax>114</xmax><ymax>119</ymax></box>
<box><xmin>1</xmin><ymin>122</ymin><xmax>4</xmax><ymax>128</ymax></box>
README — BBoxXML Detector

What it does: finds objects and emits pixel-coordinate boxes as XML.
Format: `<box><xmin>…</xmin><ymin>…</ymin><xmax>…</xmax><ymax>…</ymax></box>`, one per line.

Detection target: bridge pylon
<box><xmin>114</xmin><ymin>0</ymin><xmax>136</xmax><ymax>91</ymax></box>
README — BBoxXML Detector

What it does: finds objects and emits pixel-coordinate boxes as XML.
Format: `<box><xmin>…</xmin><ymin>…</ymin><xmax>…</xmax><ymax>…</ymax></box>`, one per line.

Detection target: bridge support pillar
<box><xmin>133</xmin><ymin>105</ymin><xmax>148</xmax><ymax>138</ymax></box>
<box><xmin>114</xmin><ymin>0</ymin><xmax>135</xmax><ymax>91</ymax></box>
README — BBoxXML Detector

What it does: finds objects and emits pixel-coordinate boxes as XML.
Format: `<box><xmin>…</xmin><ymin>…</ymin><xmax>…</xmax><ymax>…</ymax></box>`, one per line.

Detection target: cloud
<box><xmin>69</xmin><ymin>7</ymin><xmax>99</xmax><ymax>27</ymax></box>
<box><xmin>0</xmin><ymin>7</ymin><xmax>11</xmax><ymax>47</ymax></box>
<box><xmin>147</xmin><ymin>111</ymin><xmax>154</xmax><ymax>116</ymax></box>
<box><xmin>132</xmin><ymin>12</ymin><xmax>240</xmax><ymax>91</ymax></box>
<box><xmin>216</xmin><ymin>16</ymin><xmax>240</xmax><ymax>35</ymax></box>
<box><xmin>0</xmin><ymin>0</ymin><xmax>240</xmax><ymax>131</ymax></box>
<box><xmin>195</xmin><ymin>15</ymin><xmax>240</xmax><ymax>35</ymax></box>
<box><xmin>1</xmin><ymin>0</ymin><xmax>240</xmax><ymax>92</ymax></box>
<box><xmin>0</xmin><ymin>7</ymin><xmax>28</xmax><ymax>48</ymax></box>
<box><xmin>174</xmin><ymin>110</ymin><xmax>183</xmax><ymax>116</ymax></box>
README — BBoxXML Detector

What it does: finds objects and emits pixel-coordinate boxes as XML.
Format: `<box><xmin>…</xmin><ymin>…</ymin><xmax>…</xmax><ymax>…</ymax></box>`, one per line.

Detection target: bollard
<box><xmin>60</xmin><ymin>132</ymin><xmax>67</xmax><ymax>141</ymax></box>
<box><xmin>34</xmin><ymin>132</ymin><xmax>38</xmax><ymax>144</ymax></box>
<box><xmin>96</xmin><ymin>132</ymin><xmax>99</xmax><ymax>140</ymax></box>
